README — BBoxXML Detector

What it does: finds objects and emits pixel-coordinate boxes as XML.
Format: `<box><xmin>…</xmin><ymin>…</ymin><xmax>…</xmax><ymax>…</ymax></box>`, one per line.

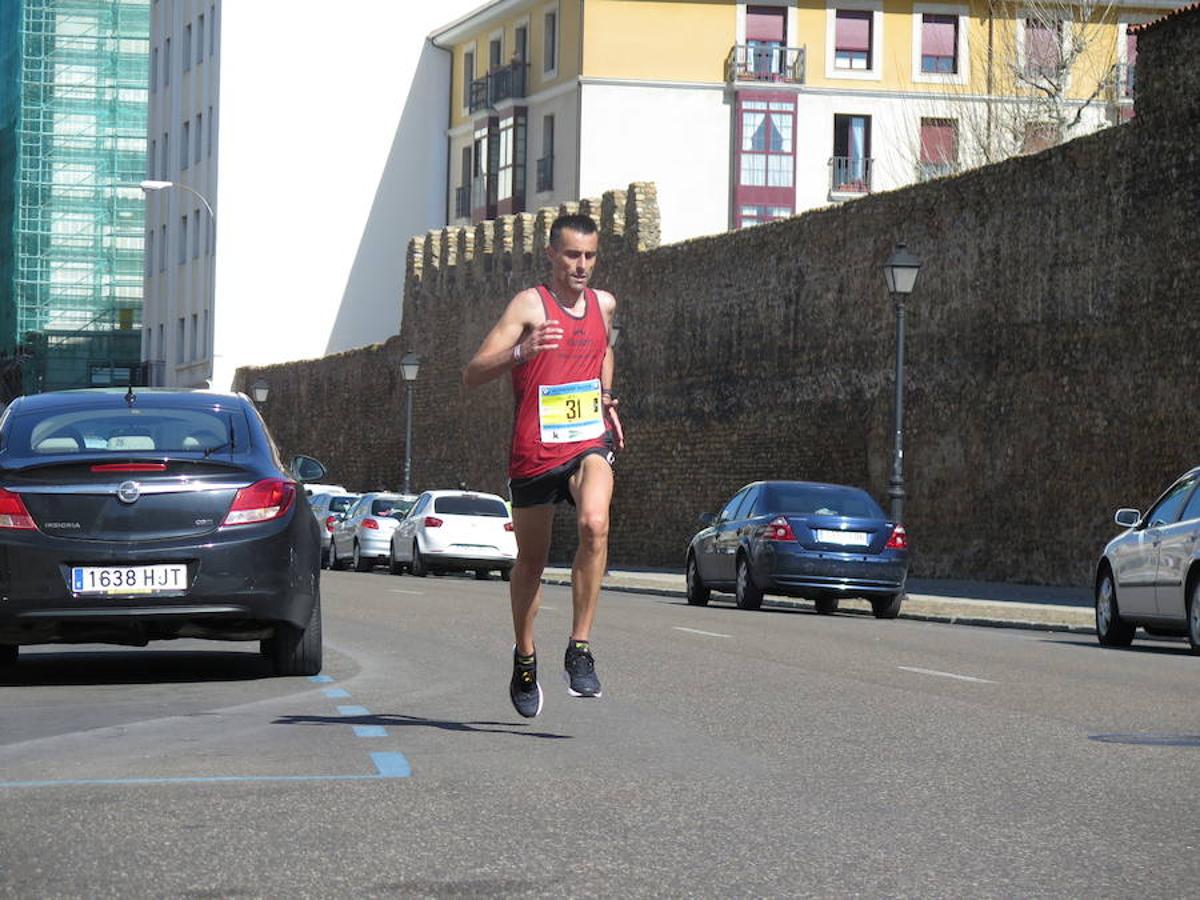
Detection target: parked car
<box><xmin>1095</xmin><ymin>466</ymin><xmax>1200</xmax><ymax>653</ymax></box>
<box><xmin>685</xmin><ymin>480</ymin><xmax>909</xmax><ymax>617</ymax></box>
<box><xmin>303</xmin><ymin>482</ymin><xmax>346</xmax><ymax>497</ymax></box>
<box><xmin>329</xmin><ymin>491</ymin><xmax>417</xmax><ymax>572</ymax></box>
<box><xmin>0</xmin><ymin>388</ymin><xmax>326</xmax><ymax>675</ymax></box>
<box><xmin>309</xmin><ymin>491</ymin><xmax>360</xmax><ymax>568</ymax></box>
<box><xmin>390</xmin><ymin>490</ymin><xmax>517</xmax><ymax>579</ymax></box>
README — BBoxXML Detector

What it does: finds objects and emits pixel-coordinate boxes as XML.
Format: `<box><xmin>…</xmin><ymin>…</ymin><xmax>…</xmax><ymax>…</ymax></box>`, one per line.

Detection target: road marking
<box><xmin>308</xmin><ymin>674</ymin><xmax>335</xmax><ymax>684</ymax></box>
<box><xmin>371</xmin><ymin>752</ymin><xmax>412</xmax><ymax>777</ymax></box>
<box><xmin>673</xmin><ymin>626</ymin><xmax>732</xmax><ymax>638</ymax></box>
<box><xmin>323</xmin><ymin>687</ymin><xmax>350</xmax><ymax>699</ymax></box>
<box><xmin>897</xmin><ymin>666</ymin><xmax>996</xmax><ymax>684</ymax></box>
<box><xmin>337</xmin><ymin>705</ymin><xmax>370</xmax><ymax>717</ymax></box>
<box><xmin>388</xmin><ymin>589</ymin><xmax>423</xmax><ymax>595</ymax></box>
<box><xmin>352</xmin><ymin>725</ymin><xmax>388</xmax><ymax>738</ymax></box>
<box><xmin>0</xmin><ymin>769</ymin><xmax>411</xmax><ymax>789</ymax></box>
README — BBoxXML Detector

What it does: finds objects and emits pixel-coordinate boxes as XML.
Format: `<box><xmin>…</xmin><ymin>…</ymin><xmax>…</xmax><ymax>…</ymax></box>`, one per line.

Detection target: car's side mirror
<box><xmin>290</xmin><ymin>455</ymin><xmax>326</xmax><ymax>483</ymax></box>
<box><xmin>698</xmin><ymin>512</ymin><xmax>715</xmax><ymax>526</ymax></box>
<box><xmin>1114</xmin><ymin>508</ymin><xmax>1141</xmax><ymax>528</ymax></box>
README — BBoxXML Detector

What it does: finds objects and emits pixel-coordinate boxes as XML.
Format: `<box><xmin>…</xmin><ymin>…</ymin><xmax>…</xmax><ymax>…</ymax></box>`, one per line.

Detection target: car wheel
<box><xmin>388</xmin><ymin>540</ymin><xmax>404</xmax><ymax>575</ymax></box>
<box><xmin>353</xmin><ymin>541</ymin><xmax>372</xmax><ymax>573</ymax></box>
<box><xmin>685</xmin><ymin>553</ymin><xmax>710</xmax><ymax>606</ymax></box>
<box><xmin>264</xmin><ymin>586</ymin><xmax>323</xmax><ymax>677</ymax></box>
<box><xmin>735</xmin><ymin>555</ymin><xmax>763</xmax><ymax>611</ymax></box>
<box><xmin>500</xmin><ymin>568</ymin><xmax>512</xmax><ymax>582</ymax></box>
<box><xmin>814</xmin><ymin>597</ymin><xmax>839</xmax><ymax>615</ymax></box>
<box><xmin>329</xmin><ymin>540</ymin><xmax>344</xmax><ymax>571</ymax></box>
<box><xmin>320</xmin><ymin>545</ymin><xmax>330</xmax><ymax>570</ymax></box>
<box><xmin>474</xmin><ymin>569</ymin><xmax>490</xmax><ymax>580</ymax></box>
<box><xmin>410</xmin><ymin>542</ymin><xmax>428</xmax><ymax>577</ymax></box>
<box><xmin>1095</xmin><ymin>569</ymin><xmax>1135</xmax><ymax>647</ymax></box>
<box><xmin>1187</xmin><ymin>579</ymin><xmax>1200</xmax><ymax>656</ymax></box>
<box><xmin>871</xmin><ymin>593</ymin><xmax>904</xmax><ymax>619</ymax></box>
<box><xmin>0</xmin><ymin>644</ymin><xmax>17</xmax><ymax>667</ymax></box>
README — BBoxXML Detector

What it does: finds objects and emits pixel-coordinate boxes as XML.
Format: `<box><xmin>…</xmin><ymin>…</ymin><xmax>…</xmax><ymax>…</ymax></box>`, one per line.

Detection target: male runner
<box><xmin>463</xmin><ymin>213</ymin><xmax>624</xmax><ymax>718</ymax></box>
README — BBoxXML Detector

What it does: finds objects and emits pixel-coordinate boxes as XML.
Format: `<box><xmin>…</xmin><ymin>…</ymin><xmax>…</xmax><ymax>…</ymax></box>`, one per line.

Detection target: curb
<box><xmin>541</xmin><ymin>578</ymin><xmax>1097</xmax><ymax>636</ymax></box>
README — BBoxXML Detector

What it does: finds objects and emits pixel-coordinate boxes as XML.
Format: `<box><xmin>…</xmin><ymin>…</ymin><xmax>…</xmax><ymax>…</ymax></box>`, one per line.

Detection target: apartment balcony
<box><xmin>916</xmin><ymin>161</ymin><xmax>959</xmax><ymax>183</ymax></box>
<box><xmin>454</xmin><ymin>186</ymin><xmax>471</xmax><ymax>219</ymax></box>
<box><xmin>726</xmin><ymin>44</ymin><xmax>805</xmax><ymax>84</ymax></box>
<box><xmin>536</xmin><ymin>155</ymin><xmax>554</xmax><ymax>193</ymax></box>
<box><xmin>468</xmin><ymin>62</ymin><xmax>530</xmax><ymax>113</ymax></box>
<box><xmin>829</xmin><ymin>157</ymin><xmax>873</xmax><ymax>196</ymax></box>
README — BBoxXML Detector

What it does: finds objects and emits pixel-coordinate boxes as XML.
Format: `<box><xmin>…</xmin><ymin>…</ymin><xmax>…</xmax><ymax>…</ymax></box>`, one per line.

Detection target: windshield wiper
<box><xmin>202</xmin><ymin>419</ymin><xmax>237</xmax><ymax>458</ymax></box>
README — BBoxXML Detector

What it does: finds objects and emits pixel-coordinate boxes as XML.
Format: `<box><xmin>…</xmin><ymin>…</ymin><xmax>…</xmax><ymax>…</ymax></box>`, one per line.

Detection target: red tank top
<box><xmin>509</xmin><ymin>285</ymin><xmax>610</xmax><ymax>479</ymax></box>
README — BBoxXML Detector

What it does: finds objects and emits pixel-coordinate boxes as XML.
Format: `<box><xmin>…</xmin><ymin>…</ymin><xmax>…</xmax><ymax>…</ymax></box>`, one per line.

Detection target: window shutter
<box><xmin>746</xmin><ymin>6</ymin><xmax>786</xmax><ymax>43</ymax></box>
<box><xmin>922</xmin><ymin>15</ymin><xmax>956</xmax><ymax>57</ymax></box>
<box><xmin>836</xmin><ymin>11</ymin><xmax>871</xmax><ymax>52</ymax></box>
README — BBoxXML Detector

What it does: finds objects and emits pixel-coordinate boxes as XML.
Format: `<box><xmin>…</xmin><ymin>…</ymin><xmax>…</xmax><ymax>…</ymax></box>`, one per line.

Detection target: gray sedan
<box><xmin>1095</xmin><ymin>466</ymin><xmax>1200</xmax><ymax>652</ymax></box>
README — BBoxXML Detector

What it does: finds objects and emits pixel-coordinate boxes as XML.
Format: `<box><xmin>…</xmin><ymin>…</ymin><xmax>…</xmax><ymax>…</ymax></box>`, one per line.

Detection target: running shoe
<box><xmin>509</xmin><ymin>647</ymin><xmax>543</xmax><ymax>718</ymax></box>
<box><xmin>563</xmin><ymin>640</ymin><xmax>602</xmax><ymax>698</ymax></box>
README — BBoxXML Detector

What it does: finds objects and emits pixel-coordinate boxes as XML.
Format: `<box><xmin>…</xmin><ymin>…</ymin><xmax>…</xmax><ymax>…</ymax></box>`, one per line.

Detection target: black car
<box><xmin>0</xmin><ymin>388</ymin><xmax>327</xmax><ymax>675</ymax></box>
<box><xmin>685</xmin><ymin>480</ymin><xmax>909</xmax><ymax>618</ymax></box>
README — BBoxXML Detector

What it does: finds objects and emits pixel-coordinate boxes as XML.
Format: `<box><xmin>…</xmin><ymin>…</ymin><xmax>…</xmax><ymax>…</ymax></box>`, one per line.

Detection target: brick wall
<box><xmin>240</xmin><ymin>8</ymin><xmax>1200</xmax><ymax>586</ymax></box>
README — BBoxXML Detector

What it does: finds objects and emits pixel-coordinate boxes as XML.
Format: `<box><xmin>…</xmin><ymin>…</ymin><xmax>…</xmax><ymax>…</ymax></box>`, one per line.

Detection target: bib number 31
<box><xmin>538</xmin><ymin>378</ymin><xmax>605</xmax><ymax>444</ymax></box>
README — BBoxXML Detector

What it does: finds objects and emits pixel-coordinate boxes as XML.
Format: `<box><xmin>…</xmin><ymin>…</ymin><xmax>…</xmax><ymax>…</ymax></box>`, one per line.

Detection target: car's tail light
<box><xmin>363</xmin><ymin>518</ymin><xmax>380</xmax><ymax>530</ymax></box>
<box><xmin>764</xmin><ymin>516</ymin><xmax>796</xmax><ymax>541</ymax></box>
<box><xmin>0</xmin><ymin>488</ymin><xmax>36</xmax><ymax>531</ymax></box>
<box><xmin>504</xmin><ymin>521</ymin><xmax>515</xmax><ymax>532</ymax></box>
<box><xmin>91</xmin><ymin>463</ymin><xmax>167</xmax><ymax>473</ymax></box>
<box><xmin>324</xmin><ymin>515</ymin><xmax>338</xmax><ymax>532</ymax></box>
<box><xmin>221</xmin><ymin>479</ymin><xmax>296</xmax><ymax>526</ymax></box>
<box><xmin>885</xmin><ymin>525</ymin><xmax>908</xmax><ymax>550</ymax></box>
<box><xmin>424</xmin><ymin>516</ymin><xmax>443</xmax><ymax>528</ymax></box>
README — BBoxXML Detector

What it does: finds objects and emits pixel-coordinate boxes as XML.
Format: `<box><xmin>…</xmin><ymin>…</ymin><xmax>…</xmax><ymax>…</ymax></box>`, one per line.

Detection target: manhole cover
<box><xmin>1089</xmin><ymin>733</ymin><xmax>1200</xmax><ymax>747</ymax></box>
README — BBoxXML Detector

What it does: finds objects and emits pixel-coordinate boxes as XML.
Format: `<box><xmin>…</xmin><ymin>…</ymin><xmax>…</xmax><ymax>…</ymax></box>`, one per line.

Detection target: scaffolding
<box><xmin>5</xmin><ymin>0</ymin><xmax>149</xmax><ymax>398</ymax></box>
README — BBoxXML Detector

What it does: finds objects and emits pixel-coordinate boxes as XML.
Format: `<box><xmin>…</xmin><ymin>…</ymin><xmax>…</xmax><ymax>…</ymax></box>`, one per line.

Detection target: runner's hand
<box><xmin>604</xmin><ymin>396</ymin><xmax>624</xmax><ymax>451</ymax></box>
<box><xmin>516</xmin><ymin>319</ymin><xmax>563</xmax><ymax>361</ymax></box>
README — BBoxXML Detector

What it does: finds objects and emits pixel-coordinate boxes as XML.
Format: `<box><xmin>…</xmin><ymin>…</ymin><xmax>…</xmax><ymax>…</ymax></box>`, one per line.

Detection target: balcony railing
<box><xmin>454</xmin><ymin>185</ymin><xmax>471</xmax><ymax>219</ymax></box>
<box><xmin>726</xmin><ymin>44</ymin><xmax>805</xmax><ymax>84</ymax></box>
<box><xmin>536</xmin><ymin>155</ymin><xmax>553</xmax><ymax>193</ymax></box>
<box><xmin>468</xmin><ymin>62</ymin><xmax>530</xmax><ymax>113</ymax></box>
<box><xmin>916</xmin><ymin>160</ymin><xmax>959</xmax><ymax>182</ymax></box>
<box><xmin>829</xmin><ymin>157</ymin><xmax>873</xmax><ymax>195</ymax></box>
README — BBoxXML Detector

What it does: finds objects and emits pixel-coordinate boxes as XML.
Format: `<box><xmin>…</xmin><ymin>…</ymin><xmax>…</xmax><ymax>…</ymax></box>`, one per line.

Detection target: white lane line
<box><xmin>388</xmin><ymin>589</ymin><xmax>424</xmax><ymax>595</ymax></box>
<box><xmin>897</xmin><ymin>665</ymin><xmax>996</xmax><ymax>684</ymax></box>
<box><xmin>673</xmin><ymin>626</ymin><xmax>732</xmax><ymax>639</ymax></box>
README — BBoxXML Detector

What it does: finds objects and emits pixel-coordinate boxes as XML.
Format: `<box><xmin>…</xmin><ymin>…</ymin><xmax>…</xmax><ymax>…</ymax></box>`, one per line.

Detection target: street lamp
<box><xmin>882</xmin><ymin>242</ymin><xmax>921</xmax><ymax>524</ymax></box>
<box><xmin>400</xmin><ymin>351</ymin><xmax>421</xmax><ymax>494</ymax></box>
<box><xmin>251</xmin><ymin>378</ymin><xmax>269</xmax><ymax>404</ymax></box>
<box><xmin>140</xmin><ymin>180</ymin><xmax>215</xmax><ymax>385</ymax></box>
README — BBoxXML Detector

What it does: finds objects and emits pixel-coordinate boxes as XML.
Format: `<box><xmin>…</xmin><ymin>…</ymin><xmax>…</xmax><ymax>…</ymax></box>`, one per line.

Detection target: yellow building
<box><xmin>430</xmin><ymin>0</ymin><xmax>1165</xmax><ymax>241</ymax></box>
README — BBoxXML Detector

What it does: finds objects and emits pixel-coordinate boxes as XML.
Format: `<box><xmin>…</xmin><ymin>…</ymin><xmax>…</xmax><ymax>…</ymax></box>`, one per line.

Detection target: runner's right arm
<box><xmin>462</xmin><ymin>290</ymin><xmax>562</xmax><ymax>388</ymax></box>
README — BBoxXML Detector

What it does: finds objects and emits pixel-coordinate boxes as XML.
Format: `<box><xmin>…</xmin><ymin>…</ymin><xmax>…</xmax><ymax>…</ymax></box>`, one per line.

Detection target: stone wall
<box><xmin>240</xmin><ymin>8</ymin><xmax>1200</xmax><ymax>586</ymax></box>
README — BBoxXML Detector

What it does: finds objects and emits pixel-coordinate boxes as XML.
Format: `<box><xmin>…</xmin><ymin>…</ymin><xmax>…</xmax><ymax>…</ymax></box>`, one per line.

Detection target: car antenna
<box><xmin>124</xmin><ymin>383</ymin><xmax>136</xmax><ymax>404</ymax></box>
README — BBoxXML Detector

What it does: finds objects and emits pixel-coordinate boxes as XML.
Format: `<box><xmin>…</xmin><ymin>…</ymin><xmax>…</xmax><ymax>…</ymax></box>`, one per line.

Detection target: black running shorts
<box><xmin>509</xmin><ymin>446</ymin><xmax>615</xmax><ymax>508</ymax></box>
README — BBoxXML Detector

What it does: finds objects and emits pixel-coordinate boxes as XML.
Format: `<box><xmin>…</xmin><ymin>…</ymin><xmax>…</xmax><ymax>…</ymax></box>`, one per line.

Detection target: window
<box><xmin>161</xmin><ymin>132</ymin><xmax>168</xmax><ymax>175</ymax></box>
<box><xmin>183</xmin><ymin>24</ymin><xmax>191</xmax><ymax>72</ymax></box>
<box><xmin>1024</xmin><ymin>18</ymin><xmax>1062</xmax><ymax>79</ymax></box>
<box><xmin>489</xmin><ymin>35</ymin><xmax>502</xmax><ymax>70</ymax></box>
<box><xmin>164</xmin><ymin>37</ymin><xmax>171</xmax><ymax>85</ymax></box>
<box><xmin>148</xmin><ymin>139</ymin><xmax>156</xmax><ymax>177</ymax></box>
<box><xmin>746</xmin><ymin>5</ymin><xmax>787</xmax><ymax>79</ymax></box>
<box><xmin>197</xmin><ymin>14</ymin><xmax>205</xmax><ymax>62</ymax></box>
<box><xmin>159</xmin><ymin>224</ymin><xmax>166</xmax><ymax>272</ymax></box>
<box><xmin>920</xmin><ymin>14</ymin><xmax>957</xmax><ymax>73</ymax></box>
<box><xmin>537</xmin><ymin>114</ymin><xmax>554</xmax><ymax>192</ymax></box>
<box><xmin>918</xmin><ymin>118</ymin><xmax>957</xmax><ymax>179</ymax></box>
<box><xmin>151</xmin><ymin>47</ymin><xmax>158</xmax><ymax>92</ymax></box>
<box><xmin>201</xmin><ymin>310</ymin><xmax>208</xmax><ymax>358</ymax></box>
<box><xmin>835</xmin><ymin>10</ymin><xmax>872</xmax><ymax>70</ymax></box>
<box><xmin>1148</xmin><ymin>478</ymin><xmax>1198</xmax><ymax>527</ymax></box>
<box><xmin>190</xmin><ymin>314</ymin><xmax>198</xmax><ymax>360</ymax></box>
<box><xmin>192</xmin><ymin>210</ymin><xmax>200</xmax><ymax>258</ymax></box>
<box><xmin>514</xmin><ymin>24</ymin><xmax>528</xmax><ymax>62</ymax></box>
<box><xmin>739</xmin><ymin>205</ymin><xmax>793</xmax><ymax>227</ymax></box>
<box><xmin>462</xmin><ymin>49</ymin><xmax>474</xmax><ymax>107</ymax></box>
<box><xmin>719</xmin><ymin>489</ymin><xmax>750</xmax><ymax>522</ymax></box>
<box><xmin>496</xmin><ymin>111</ymin><xmax>527</xmax><ymax>213</ymax></box>
<box><xmin>145</xmin><ymin>230</ymin><xmax>154</xmax><ymax>276</ymax></box>
<box><xmin>180</xmin><ymin>120</ymin><xmax>189</xmax><ymax>169</ymax></box>
<box><xmin>433</xmin><ymin>495</ymin><xmax>509</xmax><ymax>516</ymax></box>
<box><xmin>176</xmin><ymin>317</ymin><xmax>185</xmax><ymax>362</ymax></box>
<box><xmin>178</xmin><ymin>215</ymin><xmax>188</xmax><ymax>264</ymax></box>
<box><xmin>207</xmin><ymin>105</ymin><xmax>213</xmax><ymax>157</ymax></box>
<box><xmin>195</xmin><ymin>113</ymin><xmax>202</xmax><ymax>163</ymax></box>
<box><xmin>832</xmin><ymin>114</ymin><xmax>871</xmax><ymax>193</ymax></box>
<box><xmin>1181</xmin><ymin>481</ymin><xmax>1200</xmax><ymax>523</ymax></box>
<box><xmin>1022</xmin><ymin>121</ymin><xmax>1057</xmax><ymax>154</ymax></box>
<box><xmin>210</xmin><ymin>5</ymin><xmax>216</xmax><ymax>57</ymax></box>
<box><xmin>543</xmin><ymin>7</ymin><xmax>557</xmax><ymax>74</ymax></box>
<box><xmin>456</xmin><ymin>146</ymin><xmax>472</xmax><ymax>218</ymax></box>
<box><xmin>739</xmin><ymin>100</ymin><xmax>794</xmax><ymax>188</ymax></box>
<box><xmin>157</xmin><ymin>323</ymin><xmax>164</xmax><ymax>363</ymax></box>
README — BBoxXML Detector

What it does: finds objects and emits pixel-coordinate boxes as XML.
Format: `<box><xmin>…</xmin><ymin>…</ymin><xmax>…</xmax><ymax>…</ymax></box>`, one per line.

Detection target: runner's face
<box><xmin>548</xmin><ymin>229</ymin><xmax>599</xmax><ymax>295</ymax></box>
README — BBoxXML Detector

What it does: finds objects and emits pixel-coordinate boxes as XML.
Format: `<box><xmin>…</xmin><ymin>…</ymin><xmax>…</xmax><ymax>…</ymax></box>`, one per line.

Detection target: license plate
<box><xmin>71</xmin><ymin>564</ymin><xmax>188</xmax><ymax>596</ymax></box>
<box><xmin>815</xmin><ymin>530</ymin><xmax>870</xmax><ymax>547</ymax></box>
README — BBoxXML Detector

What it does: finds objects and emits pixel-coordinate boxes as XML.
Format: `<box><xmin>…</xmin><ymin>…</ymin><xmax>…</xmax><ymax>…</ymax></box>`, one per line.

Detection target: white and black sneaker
<box><xmin>563</xmin><ymin>640</ymin><xmax>602</xmax><ymax>698</ymax></box>
<box><xmin>509</xmin><ymin>647</ymin><xmax>544</xmax><ymax>718</ymax></box>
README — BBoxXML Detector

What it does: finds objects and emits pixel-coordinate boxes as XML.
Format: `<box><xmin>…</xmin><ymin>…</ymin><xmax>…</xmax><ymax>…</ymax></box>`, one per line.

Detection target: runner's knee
<box><xmin>577</xmin><ymin>511</ymin><xmax>608</xmax><ymax>546</ymax></box>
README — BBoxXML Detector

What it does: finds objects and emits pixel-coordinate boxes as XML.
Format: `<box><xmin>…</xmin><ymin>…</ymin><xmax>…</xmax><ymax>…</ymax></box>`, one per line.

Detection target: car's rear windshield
<box><xmin>762</xmin><ymin>484</ymin><xmax>883</xmax><ymax>519</ymax></box>
<box><xmin>390</xmin><ymin>499</ymin><xmax>416</xmax><ymax>518</ymax></box>
<box><xmin>329</xmin><ymin>496</ymin><xmax>357</xmax><ymax>513</ymax></box>
<box><xmin>6</xmin><ymin>407</ymin><xmax>250</xmax><ymax>456</ymax></box>
<box><xmin>370</xmin><ymin>498</ymin><xmax>404</xmax><ymax>515</ymax></box>
<box><xmin>433</xmin><ymin>495</ymin><xmax>508</xmax><ymax>517</ymax></box>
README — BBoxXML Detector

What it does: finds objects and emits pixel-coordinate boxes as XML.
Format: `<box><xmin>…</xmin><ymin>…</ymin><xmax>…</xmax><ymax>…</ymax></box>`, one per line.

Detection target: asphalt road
<box><xmin>1</xmin><ymin>568</ymin><xmax>1197</xmax><ymax>898</ymax></box>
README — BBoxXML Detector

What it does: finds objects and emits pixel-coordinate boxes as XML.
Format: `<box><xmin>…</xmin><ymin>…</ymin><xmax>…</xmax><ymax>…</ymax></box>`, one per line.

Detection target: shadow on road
<box><xmin>0</xmin><ymin>648</ymin><xmax>276</xmax><ymax>686</ymax></box>
<box><xmin>273</xmin><ymin>712</ymin><xmax>571</xmax><ymax>741</ymax></box>
<box><xmin>1038</xmin><ymin>637</ymin><xmax>1194</xmax><ymax>656</ymax></box>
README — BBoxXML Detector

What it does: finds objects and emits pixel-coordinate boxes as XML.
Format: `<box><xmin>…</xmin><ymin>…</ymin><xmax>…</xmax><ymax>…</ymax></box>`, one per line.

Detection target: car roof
<box><xmin>424</xmin><ymin>489</ymin><xmax>507</xmax><ymax>501</ymax></box>
<box><xmin>749</xmin><ymin>480</ymin><xmax>871</xmax><ymax>493</ymax></box>
<box><xmin>5</xmin><ymin>388</ymin><xmax>249</xmax><ymax>414</ymax></box>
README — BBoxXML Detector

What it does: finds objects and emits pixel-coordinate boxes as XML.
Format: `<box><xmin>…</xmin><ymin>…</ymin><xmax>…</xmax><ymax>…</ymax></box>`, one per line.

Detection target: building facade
<box><xmin>433</xmin><ymin>0</ymin><xmax>1169</xmax><ymax>245</ymax></box>
<box><xmin>0</xmin><ymin>0</ymin><xmax>150</xmax><ymax>399</ymax></box>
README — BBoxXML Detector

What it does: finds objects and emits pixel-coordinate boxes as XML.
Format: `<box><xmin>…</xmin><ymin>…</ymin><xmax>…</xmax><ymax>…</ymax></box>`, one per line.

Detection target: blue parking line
<box><xmin>352</xmin><ymin>725</ymin><xmax>388</xmax><ymax>738</ymax></box>
<box><xmin>336</xmin><ymin>705</ymin><xmax>369</xmax><ymax>717</ymax></box>
<box><xmin>308</xmin><ymin>675</ymin><xmax>335</xmax><ymax>683</ymax></box>
<box><xmin>371</xmin><ymin>752</ymin><xmax>411</xmax><ymax>778</ymax></box>
<box><xmin>323</xmin><ymin>687</ymin><xmax>351</xmax><ymax>699</ymax></box>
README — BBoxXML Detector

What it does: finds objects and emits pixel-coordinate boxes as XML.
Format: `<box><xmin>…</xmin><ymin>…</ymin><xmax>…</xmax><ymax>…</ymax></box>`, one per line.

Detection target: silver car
<box><xmin>309</xmin><ymin>492</ymin><xmax>360</xmax><ymax>568</ymax></box>
<box><xmin>329</xmin><ymin>492</ymin><xmax>416</xmax><ymax>572</ymax></box>
<box><xmin>1095</xmin><ymin>466</ymin><xmax>1200</xmax><ymax>652</ymax></box>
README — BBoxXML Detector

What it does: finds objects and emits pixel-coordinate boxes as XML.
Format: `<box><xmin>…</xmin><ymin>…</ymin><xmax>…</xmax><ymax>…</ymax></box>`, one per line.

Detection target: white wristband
<box><xmin>512</xmin><ymin>343</ymin><xmax>523</xmax><ymax>364</ymax></box>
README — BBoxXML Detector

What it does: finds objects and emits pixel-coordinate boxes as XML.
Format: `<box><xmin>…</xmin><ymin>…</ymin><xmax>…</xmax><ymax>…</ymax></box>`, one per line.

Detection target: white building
<box><xmin>143</xmin><ymin>0</ymin><xmax>481</xmax><ymax>390</ymax></box>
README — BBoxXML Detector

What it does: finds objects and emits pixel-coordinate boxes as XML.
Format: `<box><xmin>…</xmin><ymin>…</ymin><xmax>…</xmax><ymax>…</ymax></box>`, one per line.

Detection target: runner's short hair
<box><xmin>549</xmin><ymin>213</ymin><xmax>598</xmax><ymax>248</ymax></box>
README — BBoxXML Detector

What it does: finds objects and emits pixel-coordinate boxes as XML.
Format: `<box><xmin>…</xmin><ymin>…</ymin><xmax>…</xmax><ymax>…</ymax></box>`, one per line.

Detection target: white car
<box><xmin>1095</xmin><ymin>465</ymin><xmax>1200</xmax><ymax>653</ymax></box>
<box><xmin>330</xmin><ymin>492</ymin><xmax>416</xmax><ymax>572</ymax></box>
<box><xmin>390</xmin><ymin>490</ymin><xmax>516</xmax><ymax>580</ymax></box>
<box><xmin>309</xmin><ymin>491</ymin><xmax>360</xmax><ymax>568</ymax></box>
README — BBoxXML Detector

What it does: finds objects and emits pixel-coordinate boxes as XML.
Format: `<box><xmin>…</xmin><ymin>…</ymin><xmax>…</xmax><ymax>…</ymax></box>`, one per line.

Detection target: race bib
<box><xmin>538</xmin><ymin>378</ymin><xmax>605</xmax><ymax>444</ymax></box>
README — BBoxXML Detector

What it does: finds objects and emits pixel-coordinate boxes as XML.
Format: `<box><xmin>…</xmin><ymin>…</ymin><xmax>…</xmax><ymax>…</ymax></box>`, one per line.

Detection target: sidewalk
<box><xmin>541</xmin><ymin>567</ymin><xmax>1096</xmax><ymax>634</ymax></box>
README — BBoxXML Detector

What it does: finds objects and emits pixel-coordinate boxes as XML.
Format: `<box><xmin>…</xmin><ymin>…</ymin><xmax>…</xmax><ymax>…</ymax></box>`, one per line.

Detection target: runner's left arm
<box><xmin>602</xmin><ymin>343</ymin><xmax>624</xmax><ymax>451</ymax></box>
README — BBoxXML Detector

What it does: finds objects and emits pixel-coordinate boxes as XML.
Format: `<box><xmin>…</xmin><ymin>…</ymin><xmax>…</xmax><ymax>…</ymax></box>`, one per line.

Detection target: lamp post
<box><xmin>140</xmin><ymin>180</ymin><xmax>215</xmax><ymax>385</ymax></box>
<box><xmin>882</xmin><ymin>242</ymin><xmax>921</xmax><ymax>524</ymax></box>
<box><xmin>251</xmin><ymin>378</ymin><xmax>269</xmax><ymax>405</ymax></box>
<box><xmin>400</xmin><ymin>351</ymin><xmax>421</xmax><ymax>494</ymax></box>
